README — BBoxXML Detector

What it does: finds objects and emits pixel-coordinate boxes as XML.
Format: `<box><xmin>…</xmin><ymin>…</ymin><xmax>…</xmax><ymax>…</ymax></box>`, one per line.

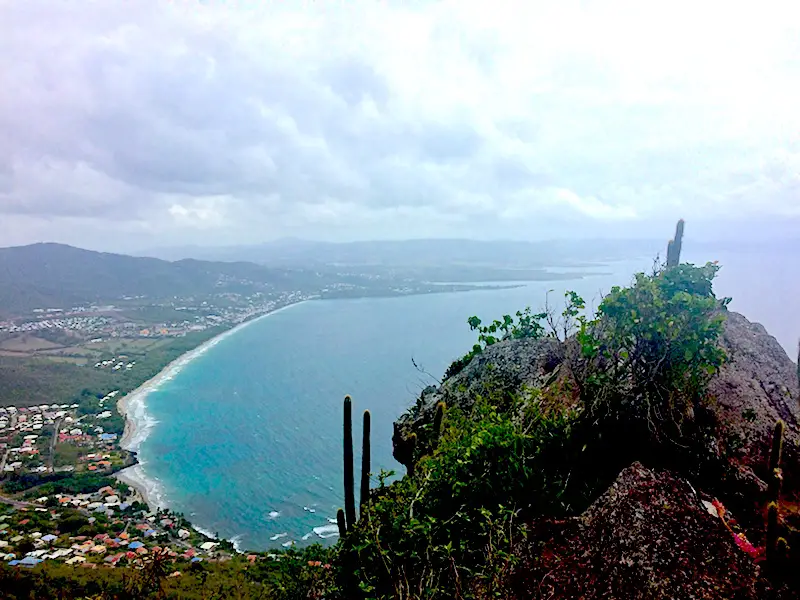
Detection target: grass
<box><xmin>0</xmin><ymin>328</ymin><xmax>224</xmax><ymax>407</ymax></box>
<box><xmin>53</xmin><ymin>443</ymin><xmax>83</xmax><ymax>468</ymax></box>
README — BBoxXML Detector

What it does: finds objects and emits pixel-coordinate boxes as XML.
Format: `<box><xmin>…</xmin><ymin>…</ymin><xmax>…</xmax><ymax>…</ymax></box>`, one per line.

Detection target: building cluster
<box><xmin>0</xmin><ymin>403</ymin><xmax>124</xmax><ymax>477</ymax></box>
<box><xmin>0</xmin><ymin>484</ymin><xmax>228</xmax><ymax>569</ymax></box>
<box><xmin>0</xmin><ymin>291</ymin><xmax>310</xmax><ymax>343</ymax></box>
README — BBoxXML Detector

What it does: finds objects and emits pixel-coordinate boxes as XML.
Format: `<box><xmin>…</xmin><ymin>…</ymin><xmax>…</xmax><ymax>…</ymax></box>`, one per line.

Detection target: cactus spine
<box><xmin>777</xmin><ymin>537</ymin><xmax>789</xmax><ymax>560</ymax></box>
<box><xmin>666</xmin><ymin>219</ymin><xmax>685</xmax><ymax>267</ymax></box>
<box><xmin>360</xmin><ymin>410</ymin><xmax>371</xmax><ymax>512</ymax></box>
<box><xmin>343</xmin><ymin>395</ymin><xmax>356</xmax><ymax>530</ymax></box>
<box><xmin>432</xmin><ymin>401</ymin><xmax>446</xmax><ymax>449</ymax></box>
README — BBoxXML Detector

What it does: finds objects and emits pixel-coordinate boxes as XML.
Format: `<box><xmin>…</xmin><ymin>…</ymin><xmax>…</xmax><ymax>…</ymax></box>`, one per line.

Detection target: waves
<box><xmin>115</xmin><ymin>302</ymin><xmax>307</xmax><ymax>512</ymax></box>
<box><xmin>114</xmin><ymin>463</ymin><xmax>168</xmax><ymax>509</ymax></box>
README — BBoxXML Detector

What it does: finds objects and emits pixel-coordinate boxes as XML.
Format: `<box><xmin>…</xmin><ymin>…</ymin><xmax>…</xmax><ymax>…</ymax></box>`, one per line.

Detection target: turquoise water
<box><xmin>133</xmin><ymin>253</ymin><xmax>797</xmax><ymax>550</ymax></box>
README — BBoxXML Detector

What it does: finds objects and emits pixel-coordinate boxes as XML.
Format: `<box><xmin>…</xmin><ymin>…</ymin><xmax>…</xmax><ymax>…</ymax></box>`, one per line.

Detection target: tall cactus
<box><xmin>770</xmin><ymin>420</ymin><xmax>785</xmax><ymax>474</ymax></box>
<box><xmin>406</xmin><ymin>433</ymin><xmax>417</xmax><ymax>477</ymax></box>
<box><xmin>432</xmin><ymin>401</ymin><xmax>446</xmax><ymax>449</ymax></box>
<box><xmin>343</xmin><ymin>395</ymin><xmax>356</xmax><ymax>530</ymax></box>
<box><xmin>767</xmin><ymin>501</ymin><xmax>780</xmax><ymax>567</ymax></box>
<box><xmin>768</xmin><ymin>420</ymin><xmax>785</xmax><ymax>505</ymax></box>
<box><xmin>360</xmin><ymin>410</ymin><xmax>371</xmax><ymax>512</ymax></box>
<box><xmin>666</xmin><ymin>219</ymin><xmax>685</xmax><ymax>267</ymax></box>
<box><xmin>336</xmin><ymin>508</ymin><xmax>347</xmax><ymax>538</ymax></box>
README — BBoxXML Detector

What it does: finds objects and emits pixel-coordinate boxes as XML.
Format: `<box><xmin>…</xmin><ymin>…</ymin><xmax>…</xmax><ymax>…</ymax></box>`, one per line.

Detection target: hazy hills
<box><xmin>139</xmin><ymin>236</ymin><xmax>800</xmax><ymax>269</ymax></box>
<box><xmin>0</xmin><ymin>243</ymin><xmax>317</xmax><ymax>317</ymax></box>
<box><xmin>139</xmin><ymin>237</ymin><xmax>668</xmax><ymax>268</ymax></box>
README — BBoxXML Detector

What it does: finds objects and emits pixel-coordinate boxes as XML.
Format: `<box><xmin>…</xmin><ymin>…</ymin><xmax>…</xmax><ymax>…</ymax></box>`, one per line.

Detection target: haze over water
<box><xmin>132</xmin><ymin>251</ymin><xmax>797</xmax><ymax>551</ymax></box>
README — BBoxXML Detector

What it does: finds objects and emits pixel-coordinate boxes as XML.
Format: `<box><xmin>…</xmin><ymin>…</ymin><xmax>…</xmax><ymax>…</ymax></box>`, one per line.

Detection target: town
<box><xmin>0</xmin><ymin>398</ymin><xmax>243</xmax><ymax>570</ymax></box>
<box><xmin>0</xmin><ymin>290</ymin><xmax>311</xmax><ymax>341</ymax></box>
<box><xmin>0</xmin><ymin>290</ymin><xmax>320</xmax><ymax>573</ymax></box>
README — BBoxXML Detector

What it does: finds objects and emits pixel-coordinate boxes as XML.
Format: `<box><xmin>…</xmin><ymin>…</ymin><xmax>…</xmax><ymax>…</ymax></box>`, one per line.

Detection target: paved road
<box><xmin>0</xmin><ymin>495</ymin><xmax>36</xmax><ymax>509</ymax></box>
<box><xmin>47</xmin><ymin>417</ymin><xmax>63</xmax><ymax>471</ymax></box>
<box><xmin>0</xmin><ymin>413</ymin><xmax>16</xmax><ymax>475</ymax></box>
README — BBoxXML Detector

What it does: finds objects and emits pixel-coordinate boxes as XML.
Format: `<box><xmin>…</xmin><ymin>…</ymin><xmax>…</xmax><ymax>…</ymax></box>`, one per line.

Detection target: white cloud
<box><xmin>0</xmin><ymin>0</ymin><xmax>799</xmax><ymax>249</ymax></box>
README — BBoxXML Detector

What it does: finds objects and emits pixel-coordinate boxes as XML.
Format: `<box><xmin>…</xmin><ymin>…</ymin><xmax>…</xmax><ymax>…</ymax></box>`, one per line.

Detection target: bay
<box><xmin>133</xmin><ymin>251</ymin><xmax>798</xmax><ymax>550</ymax></box>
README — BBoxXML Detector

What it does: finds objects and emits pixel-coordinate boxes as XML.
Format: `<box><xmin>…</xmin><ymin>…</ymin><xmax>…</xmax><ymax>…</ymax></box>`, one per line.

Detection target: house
<box><xmin>65</xmin><ymin>556</ymin><xmax>85</xmax><ymax>565</ymax></box>
<box><xmin>41</xmin><ymin>534</ymin><xmax>57</xmax><ymax>543</ymax></box>
<box><xmin>200</xmin><ymin>542</ymin><xmax>218</xmax><ymax>552</ymax></box>
<box><xmin>177</xmin><ymin>529</ymin><xmax>190</xmax><ymax>540</ymax></box>
<box><xmin>91</xmin><ymin>545</ymin><xmax>107</xmax><ymax>554</ymax></box>
<box><xmin>128</xmin><ymin>541</ymin><xmax>144</xmax><ymax>550</ymax></box>
<box><xmin>19</xmin><ymin>556</ymin><xmax>43</xmax><ymax>567</ymax></box>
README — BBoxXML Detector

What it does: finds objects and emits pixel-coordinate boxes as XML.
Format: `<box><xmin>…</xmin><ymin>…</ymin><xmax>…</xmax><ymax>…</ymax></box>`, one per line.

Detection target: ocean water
<box><xmin>130</xmin><ymin>253</ymin><xmax>798</xmax><ymax>550</ymax></box>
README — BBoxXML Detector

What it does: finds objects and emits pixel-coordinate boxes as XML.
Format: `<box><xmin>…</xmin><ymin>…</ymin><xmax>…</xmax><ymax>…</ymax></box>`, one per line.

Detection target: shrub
<box><xmin>342</xmin><ymin>393</ymin><xmax>576</xmax><ymax>599</ymax></box>
<box><xmin>576</xmin><ymin>262</ymin><xmax>729</xmax><ymax>432</ymax></box>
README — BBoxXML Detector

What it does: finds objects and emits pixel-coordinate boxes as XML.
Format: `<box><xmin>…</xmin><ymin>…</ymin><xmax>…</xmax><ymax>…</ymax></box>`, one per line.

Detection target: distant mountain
<box><xmin>139</xmin><ymin>237</ymin><xmax>667</xmax><ymax>268</ymax></box>
<box><xmin>0</xmin><ymin>243</ymin><xmax>317</xmax><ymax>317</ymax></box>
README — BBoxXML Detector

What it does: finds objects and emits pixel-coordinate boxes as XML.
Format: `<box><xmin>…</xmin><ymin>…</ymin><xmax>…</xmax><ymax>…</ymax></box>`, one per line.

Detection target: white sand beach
<box><xmin>114</xmin><ymin>301</ymin><xmax>308</xmax><ymax>508</ymax></box>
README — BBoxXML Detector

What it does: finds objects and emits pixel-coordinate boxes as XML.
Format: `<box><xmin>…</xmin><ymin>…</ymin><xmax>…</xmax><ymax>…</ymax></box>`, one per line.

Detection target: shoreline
<box><xmin>114</xmin><ymin>300</ymin><xmax>309</xmax><ymax>509</ymax></box>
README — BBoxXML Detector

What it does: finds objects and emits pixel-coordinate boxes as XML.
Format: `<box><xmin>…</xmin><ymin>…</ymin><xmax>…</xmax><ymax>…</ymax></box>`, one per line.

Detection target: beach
<box><xmin>114</xmin><ymin>301</ymin><xmax>307</xmax><ymax>509</ymax></box>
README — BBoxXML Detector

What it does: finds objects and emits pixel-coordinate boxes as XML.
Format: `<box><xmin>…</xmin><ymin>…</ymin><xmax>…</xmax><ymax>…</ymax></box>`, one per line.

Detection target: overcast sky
<box><xmin>1</xmin><ymin>0</ymin><xmax>799</xmax><ymax>251</ymax></box>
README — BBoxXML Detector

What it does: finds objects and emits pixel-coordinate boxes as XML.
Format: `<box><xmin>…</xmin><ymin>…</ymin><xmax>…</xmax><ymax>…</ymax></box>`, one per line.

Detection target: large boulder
<box><xmin>393</xmin><ymin>311</ymin><xmax>800</xmax><ymax>523</ymax></box>
<box><xmin>709</xmin><ymin>311</ymin><xmax>800</xmax><ymax>494</ymax></box>
<box><xmin>510</xmin><ymin>462</ymin><xmax>766</xmax><ymax>599</ymax></box>
<box><xmin>393</xmin><ymin>336</ymin><xmax>565</xmax><ymax>466</ymax></box>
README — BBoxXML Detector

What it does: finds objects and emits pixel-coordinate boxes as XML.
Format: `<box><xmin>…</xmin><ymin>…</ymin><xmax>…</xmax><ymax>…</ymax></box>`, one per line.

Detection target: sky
<box><xmin>1</xmin><ymin>0</ymin><xmax>800</xmax><ymax>252</ymax></box>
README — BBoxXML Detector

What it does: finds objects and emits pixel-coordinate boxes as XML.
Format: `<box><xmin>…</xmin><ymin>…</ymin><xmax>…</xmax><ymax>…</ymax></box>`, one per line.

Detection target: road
<box><xmin>47</xmin><ymin>417</ymin><xmax>63</xmax><ymax>472</ymax></box>
<box><xmin>0</xmin><ymin>412</ymin><xmax>16</xmax><ymax>475</ymax></box>
<box><xmin>0</xmin><ymin>495</ymin><xmax>37</xmax><ymax>509</ymax></box>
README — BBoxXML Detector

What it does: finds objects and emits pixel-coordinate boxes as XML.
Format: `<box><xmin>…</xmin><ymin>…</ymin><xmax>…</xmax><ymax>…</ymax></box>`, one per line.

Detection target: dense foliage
<box><xmin>576</xmin><ymin>262</ymin><xmax>729</xmax><ymax>432</ymax></box>
<box><xmin>0</xmin><ymin>545</ymin><xmax>337</xmax><ymax>600</ymax></box>
<box><xmin>341</xmin><ymin>394</ymin><xmax>575</xmax><ymax>598</ymax></box>
<box><xmin>444</xmin><ymin>292</ymin><xmax>585</xmax><ymax>380</ymax></box>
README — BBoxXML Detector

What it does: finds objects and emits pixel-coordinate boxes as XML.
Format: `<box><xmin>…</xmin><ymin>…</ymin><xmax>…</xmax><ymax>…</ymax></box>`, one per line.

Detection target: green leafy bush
<box><xmin>342</xmin><ymin>393</ymin><xmax>575</xmax><ymax>599</ymax></box>
<box><xmin>576</xmin><ymin>262</ymin><xmax>729</xmax><ymax>431</ymax></box>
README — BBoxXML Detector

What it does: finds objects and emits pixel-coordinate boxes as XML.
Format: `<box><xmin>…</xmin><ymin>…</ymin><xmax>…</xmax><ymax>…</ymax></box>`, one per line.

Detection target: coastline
<box><xmin>114</xmin><ymin>300</ymin><xmax>308</xmax><ymax>510</ymax></box>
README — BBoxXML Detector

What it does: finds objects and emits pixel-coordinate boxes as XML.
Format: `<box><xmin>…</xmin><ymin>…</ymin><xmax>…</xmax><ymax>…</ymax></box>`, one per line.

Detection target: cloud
<box><xmin>1</xmin><ymin>0</ymin><xmax>799</xmax><ymax>249</ymax></box>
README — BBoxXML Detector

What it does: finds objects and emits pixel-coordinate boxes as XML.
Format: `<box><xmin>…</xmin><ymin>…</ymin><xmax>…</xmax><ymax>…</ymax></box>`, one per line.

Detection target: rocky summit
<box><xmin>511</xmin><ymin>462</ymin><xmax>764</xmax><ymax>599</ymax></box>
<box><xmin>393</xmin><ymin>308</ymin><xmax>800</xmax><ymax>598</ymax></box>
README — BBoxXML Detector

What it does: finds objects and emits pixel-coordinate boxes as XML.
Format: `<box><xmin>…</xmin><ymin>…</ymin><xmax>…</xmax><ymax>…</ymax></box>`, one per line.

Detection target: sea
<box><xmin>121</xmin><ymin>249</ymin><xmax>799</xmax><ymax>551</ymax></box>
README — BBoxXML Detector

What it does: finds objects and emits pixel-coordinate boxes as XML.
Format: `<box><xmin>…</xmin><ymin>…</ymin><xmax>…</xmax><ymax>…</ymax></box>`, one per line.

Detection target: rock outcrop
<box><xmin>710</xmin><ymin>311</ymin><xmax>800</xmax><ymax>492</ymax></box>
<box><xmin>393</xmin><ymin>309</ymin><xmax>800</xmax><ymax>518</ymax></box>
<box><xmin>510</xmin><ymin>462</ymin><xmax>766</xmax><ymax>599</ymax></box>
<box><xmin>393</xmin><ymin>337</ymin><xmax>566</xmax><ymax>466</ymax></box>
